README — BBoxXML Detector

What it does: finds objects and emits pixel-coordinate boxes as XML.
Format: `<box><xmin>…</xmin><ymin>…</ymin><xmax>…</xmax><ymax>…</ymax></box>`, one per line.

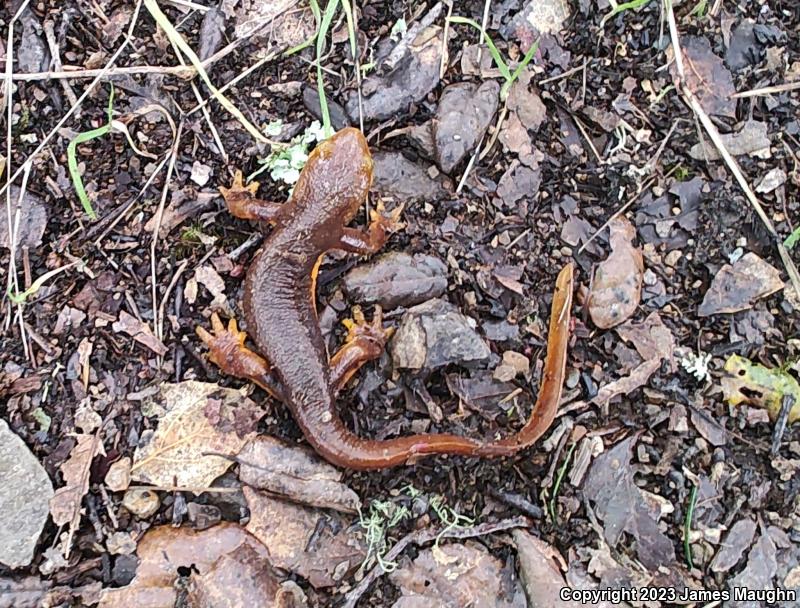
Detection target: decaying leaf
<box><xmin>389</xmin><ymin>542</ymin><xmax>526</xmax><ymax>607</ymax></box>
<box><xmin>98</xmin><ymin>523</ymin><xmax>287</xmax><ymax>608</ymax></box>
<box><xmin>244</xmin><ymin>487</ymin><xmax>366</xmax><ymax>589</ymax></box>
<box><xmin>727</xmin><ymin>529</ymin><xmax>778</xmax><ymax>605</ymax></box>
<box><xmin>131</xmin><ymin>381</ymin><xmax>263</xmax><ymax>488</ymax></box>
<box><xmin>583</xmin><ymin>435</ymin><xmax>676</xmax><ymax>570</ymax></box>
<box><xmin>721</xmin><ymin>354</ymin><xmax>800</xmax><ymax>423</ymax></box>
<box><xmin>238</xmin><ymin>436</ymin><xmax>361</xmax><ymax>513</ymax></box>
<box><xmin>446</xmin><ymin>371</ymin><xmax>518</xmax><ymax>419</ymax></box>
<box><xmin>194</xmin><ymin>265</ymin><xmax>231</xmax><ymax>314</ymax></box>
<box><xmin>112</xmin><ymin>310</ymin><xmax>168</xmax><ymax>356</ymax></box>
<box><xmin>698</xmin><ymin>252</ymin><xmax>783</xmax><ymax>316</ymax></box>
<box><xmin>0</xmin><ymin>186</ymin><xmax>47</xmax><ymax>250</ymax></box>
<box><xmin>49</xmin><ymin>432</ymin><xmax>105</xmax><ymax>558</ymax></box>
<box><xmin>669</xmin><ymin>36</ymin><xmax>736</xmax><ymax>118</ymax></box>
<box><xmin>593</xmin><ymin>313</ymin><xmax>674</xmax><ymax>408</ymax></box>
<box><xmin>512</xmin><ymin>530</ymin><xmax>577</xmax><ymax>608</ymax></box>
<box><xmin>588</xmin><ymin>217</ymin><xmax>643</xmax><ymax>329</ymax></box>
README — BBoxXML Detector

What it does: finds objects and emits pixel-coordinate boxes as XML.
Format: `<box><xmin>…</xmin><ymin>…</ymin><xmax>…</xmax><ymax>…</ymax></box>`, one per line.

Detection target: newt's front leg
<box><xmin>220</xmin><ymin>171</ymin><xmax>284</xmax><ymax>224</ymax></box>
<box><xmin>329</xmin><ymin>305</ymin><xmax>393</xmax><ymax>394</ymax></box>
<box><xmin>337</xmin><ymin>201</ymin><xmax>404</xmax><ymax>255</ymax></box>
<box><xmin>196</xmin><ymin>313</ymin><xmax>286</xmax><ymax>400</ymax></box>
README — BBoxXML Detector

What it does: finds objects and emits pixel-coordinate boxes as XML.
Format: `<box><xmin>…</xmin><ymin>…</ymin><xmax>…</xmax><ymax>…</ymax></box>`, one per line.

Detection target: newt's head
<box><xmin>293</xmin><ymin>127</ymin><xmax>374</xmax><ymax>223</ymax></box>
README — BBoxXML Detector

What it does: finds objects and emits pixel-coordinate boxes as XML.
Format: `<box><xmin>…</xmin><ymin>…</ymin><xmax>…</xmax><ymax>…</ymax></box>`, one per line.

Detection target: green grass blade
<box><xmin>284</xmin><ymin>0</ymin><xmax>322</xmax><ymax>56</ymax></box>
<box><xmin>601</xmin><ymin>0</ymin><xmax>654</xmax><ymax>26</ymax></box>
<box><xmin>447</xmin><ymin>16</ymin><xmax>511</xmax><ymax>81</ymax></box>
<box><xmin>501</xmin><ymin>38</ymin><xmax>540</xmax><ymax>100</ymax></box>
<box><xmin>340</xmin><ymin>0</ymin><xmax>357</xmax><ymax>60</ymax></box>
<box><xmin>67</xmin><ymin>85</ymin><xmax>116</xmax><ymax>220</ymax></box>
<box><xmin>785</xmin><ymin>226</ymin><xmax>800</xmax><ymax>250</ymax></box>
<box><xmin>316</xmin><ymin>0</ymin><xmax>340</xmax><ymax>138</ymax></box>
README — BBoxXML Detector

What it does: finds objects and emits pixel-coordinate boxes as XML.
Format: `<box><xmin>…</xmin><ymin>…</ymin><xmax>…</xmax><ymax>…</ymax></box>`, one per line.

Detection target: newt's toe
<box><xmin>220</xmin><ymin>170</ymin><xmax>259</xmax><ymax>204</ymax></box>
<box><xmin>342</xmin><ymin>305</ymin><xmax>393</xmax><ymax>345</ymax></box>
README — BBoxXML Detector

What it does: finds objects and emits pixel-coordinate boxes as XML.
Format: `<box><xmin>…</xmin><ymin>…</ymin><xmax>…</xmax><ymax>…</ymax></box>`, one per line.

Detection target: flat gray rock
<box><xmin>372</xmin><ymin>151</ymin><xmax>447</xmax><ymax>202</ymax></box>
<box><xmin>0</xmin><ymin>419</ymin><xmax>54</xmax><ymax>568</ymax></box>
<box><xmin>432</xmin><ymin>80</ymin><xmax>499</xmax><ymax>174</ymax></box>
<box><xmin>391</xmin><ymin>298</ymin><xmax>491</xmax><ymax>370</ymax></box>
<box><xmin>342</xmin><ymin>252</ymin><xmax>448</xmax><ymax>310</ymax></box>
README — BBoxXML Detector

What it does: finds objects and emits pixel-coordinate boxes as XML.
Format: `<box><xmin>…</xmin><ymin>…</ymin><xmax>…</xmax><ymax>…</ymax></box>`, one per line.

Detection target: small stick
<box><xmin>770</xmin><ymin>394</ymin><xmax>794</xmax><ymax>456</ymax></box>
<box><xmin>43</xmin><ymin>20</ymin><xmax>80</xmax><ymax>109</ymax></box>
<box><xmin>731</xmin><ymin>81</ymin><xmax>800</xmax><ymax>99</ymax></box>
<box><xmin>342</xmin><ymin>515</ymin><xmax>530</xmax><ymax>608</ymax></box>
<box><xmin>476</xmin><ymin>0</ymin><xmax>492</xmax><ymax>66</ymax></box>
<box><xmin>150</xmin><ymin>120</ymin><xmax>185</xmax><ymax>348</ymax></box>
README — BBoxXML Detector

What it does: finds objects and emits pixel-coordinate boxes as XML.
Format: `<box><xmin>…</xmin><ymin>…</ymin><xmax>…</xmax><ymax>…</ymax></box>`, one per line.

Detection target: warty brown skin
<box><xmin>198</xmin><ymin>127</ymin><xmax>574</xmax><ymax>469</ymax></box>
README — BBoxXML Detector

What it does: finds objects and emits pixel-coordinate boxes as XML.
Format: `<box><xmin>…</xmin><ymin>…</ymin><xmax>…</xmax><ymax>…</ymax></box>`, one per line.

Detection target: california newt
<box><xmin>197</xmin><ymin>127</ymin><xmax>574</xmax><ymax>470</ymax></box>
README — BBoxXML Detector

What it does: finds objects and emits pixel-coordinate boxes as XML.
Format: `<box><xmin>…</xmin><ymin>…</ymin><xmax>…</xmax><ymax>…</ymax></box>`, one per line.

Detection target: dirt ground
<box><xmin>1</xmin><ymin>0</ymin><xmax>799</xmax><ymax>606</ymax></box>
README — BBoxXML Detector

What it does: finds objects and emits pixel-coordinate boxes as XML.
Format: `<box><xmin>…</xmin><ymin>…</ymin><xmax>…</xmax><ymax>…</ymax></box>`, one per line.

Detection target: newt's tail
<box><xmin>296</xmin><ymin>264</ymin><xmax>574</xmax><ymax>470</ymax></box>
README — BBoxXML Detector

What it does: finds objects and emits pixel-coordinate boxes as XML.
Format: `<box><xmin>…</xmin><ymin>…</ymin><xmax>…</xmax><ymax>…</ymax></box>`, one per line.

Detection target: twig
<box><xmin>186</xmin><ymin>52</ymin><xmax>277</xmax><ymax>116</ymax></box>
<box><xmin>157</xmin><ymin>259</ymin><xmax>189</xmax><ymax>345</ymax></box>
<box><xmin>455</xmin><ymin>133</ymin><xmax>485</xmax><ymax>194</ymax></box>
<box><xmin>150</xmin><ymin>120</ymin><xmax>185</xmax><ymax>349</ymax></box>
<box><xmin>664</xmin><ymin>0</ymin><xmax>800</xmax><ymax>298</ymax></box>
<box><xmin>43</xmin><ymin>20</ymin><xmax>79</xmax><ymax>110</ymax></box>
<box><xmin>342</xmin><ymin>516</ymin><xmax>530</xmax><ymax>608</ymax></box>
<box><xmin>476</xmin><ymin>0</ymin><xmax>492</xmax><ymax>66</ymax></box>
<box><xmin>166</xmin><ymin>32</ymin><xmax>227</xmax><ymax>162</ymax></box>
<box><xmin>731</xmin><ymin>81</ymin><xmax>800</xmax><ymax>98</ymax></box>
<box><xmin>540</xmin><ymin>61</ymin><xmax>589</xmax><ymax>85</ymax></box>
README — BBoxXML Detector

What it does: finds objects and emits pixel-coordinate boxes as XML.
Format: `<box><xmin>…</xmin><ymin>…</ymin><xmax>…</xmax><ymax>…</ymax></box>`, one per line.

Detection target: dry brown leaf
<box><xmin>244</xmin><ymin>487</ymin><xmax>366</xmax><ymax>589</ymax></box>
<box><xmin>238</xmin><ymin>436</ymin><xmax>361</xmax><ymax>513</ymax></box>
<box><xmin>588</xmin><ymin>217</ymin><xmax>643</xmax><ymax>329</ymax></box>
<box><xmin>194</xmin><ymin>265</ymin><xmax>231</xmax><ymax>314</ymax></box>
<box><xmin>50</xmin><ymin>433</ymin><xmax>105</xmax><ymax>558</ymax></box>
<box><xmin>669</xmin><ymin>36</ymin><xmax>736</xmax><ymax>118</ymax></box>
<box><xmin>698</xmin><ymin>252</ymin><xmax>784</xmax><ymax>316</ymax></box>
<box><xmin>583</xmin><ymin>435</ymin><xmax>676</xmax><ymax>570</ymax></box>
<box><xmin>112</xmin><ymin>310</ymin><xmax>168</xmax><ymax>356</ymax></box>
<box><xmin>512</xmin><ymin>530</ymin><xmax>577</xmax><ymax>608</ymax></box>
<box><xmin>131</xmin><ymin>381</ymin><xmax>262</xmax><ymax>488</ymax></box>
<box><xmin>98</xmin><ymin>523</ymin><xmax>288</xmax><ymax>608</ymax></box>
<box><xmin>389</xmin><ymin>542</ymin><xmax>526</xmax><ymax>607</ymax></box>
<box><xmin>593</xmin><ymin>313</ymin><xmax>674</xmax><ymax>407</ymax></box>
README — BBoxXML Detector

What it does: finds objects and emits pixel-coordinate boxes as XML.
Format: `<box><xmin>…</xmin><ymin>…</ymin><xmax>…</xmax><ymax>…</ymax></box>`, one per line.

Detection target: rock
<box><xmin>432</xmin><ymin>81</ymin><xmax>499</xmax><ymax>174</ymax></box>
<box><xmin>690</xmin><ymin>120</ymin><xmax>771</xmax><ymax>161</ymax></box>
<box><xmin>345</xmin><ymin>25</ymin><xmax>443</xmax><ymax>122</ymax></box>
<box><xmin>391</xmin><ymin>298</ymin><xmax>491</xmax><ymax>370</ymax></box>
<box><xmin>0</xmin><ymin>185</ymin><xmax>48</xmax><ymax>249</ymax></box>
<box><xmin>190</xmin><ymin>161</ymin><xmax>212</xmax><ymax>187</ymax></box>
<box><xmin>503</xmin><ymin>0</ymin><xmax>570</xmax><ymax>38</ymax></box>
<box><xmin>755</xmin><ymin>168</ymin><xmax>787</xmax><ymax>194</ymax></box>
<box><xmin>303</xmin><ymin>85</ymin><xmax>349</xmax><ymax>131</ymax></box>
<box><xmin>372</xmin><ymin>151</ymin><xmax>447</xmax><ymax>201</ymax></box>
<box><xmin>342</xmin><ymin>252</ymin><xmax>448</xmax><ymax>310</ymax></box>
<box><xmin>122</xmin><ymin>488</ymin><xmax>160</xmax><ymax>519</ymax></box>
<box><xmin>0</xmin><ymin>419</ymin><xmax>54</xmax><ymax>568</ymax></box>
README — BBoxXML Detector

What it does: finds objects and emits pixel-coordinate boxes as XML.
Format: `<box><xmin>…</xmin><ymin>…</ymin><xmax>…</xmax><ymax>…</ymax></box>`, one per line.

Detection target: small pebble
<box><xmin>122</xmin><ymin>488</ymin><xmax>160</xmax><ymax>519</ymax></box>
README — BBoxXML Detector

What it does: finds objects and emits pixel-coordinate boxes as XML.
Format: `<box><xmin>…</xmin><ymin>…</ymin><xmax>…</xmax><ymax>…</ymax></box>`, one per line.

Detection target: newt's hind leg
<box><xmin>196</xmin><ymin>313</ymin><xmax>285</xmax><ymax>400</ymax></box>
<box><xmin>329</xmin><ymin>305</ymin><xmax>394</xmax><ymax>394</ymax></box>
<box><xmin>220</xmin><ymin>171</ymin><xmax>283</xmax><ymax>224</ymax></box>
